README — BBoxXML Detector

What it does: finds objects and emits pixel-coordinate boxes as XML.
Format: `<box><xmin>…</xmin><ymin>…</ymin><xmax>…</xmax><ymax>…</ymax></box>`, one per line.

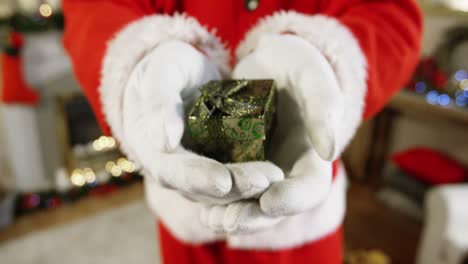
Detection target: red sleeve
<box><xmin>235</xmin><ymin>1</ymin><xmax>422</xmax><ymax>156</ymax></box>
<box><xmin>62</xmin><ymin>0</ymin><xmax>164</xmax><ymax>134</ymax></box>
<box><xmin>332</xmin><ymin>0</ymin><xmax>422</xmax><ymax>119</ymax></box>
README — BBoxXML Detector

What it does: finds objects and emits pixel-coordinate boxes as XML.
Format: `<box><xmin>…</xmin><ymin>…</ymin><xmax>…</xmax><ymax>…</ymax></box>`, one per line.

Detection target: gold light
<box><xmin>71</xmin><ymin>169</ymin><xmax>86</xmax><ymax>186</ymax></box>
<box><xmin>39</xmin><ymin>3</ymin><xmax>53</xmax><ymax>18</ymax></box>
<box><xmin>123</xmin><ymin>161</ymin><xmax>135</xmax><ymax>173</ymax></box>
<box><xmin>117</xmin><ymin>158</ymin><xmax>127</xmax><ymax>167</ymax></box>
<box><xmin>110</xmin><ymin>165</ymin><xmax>122</xmax><ymax>177</ymax></box>
<box><xmin>107</xmin><ymin>137</ymin><xmax>116</xmax><ymax>148</ymax></box>
<box><xmin>460</xmin><ymin>79</ymin><xmax>468</xmax><ymax>90</ymax></box>
<box><xmin>93</xmin><ymin>136</ymin><xmax>117</xmax><ymax>151</ymax></box>
<box><xmin>105</xmin><ymin>161</ymin><xmax>116</xmax><ymax>172</ymax></box>
<box><xmin>93</xmin><ymin>140</ymin><xmax>103</xmax><ymax>151</ymax></box>
<box><xmin>117</xmin><ymin>158</ymin><xmax>135</xmax><ymax>173</ymax></box>
<box><xmin>83</xmin><ymin>168</ymin><xmax>96</xmax><ymax>183</ymax></box>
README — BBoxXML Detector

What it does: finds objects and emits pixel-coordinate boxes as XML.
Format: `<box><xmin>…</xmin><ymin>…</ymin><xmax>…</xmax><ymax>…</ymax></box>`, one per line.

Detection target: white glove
<box><xmin>122</xmin><ymin>40</ymin><xmax>283</xmax><ymax>205</ymax></box>
<box><xmin>201</xmin><ymin>34</ymin><xmax>343</xmax><ymax>233</ymax></box>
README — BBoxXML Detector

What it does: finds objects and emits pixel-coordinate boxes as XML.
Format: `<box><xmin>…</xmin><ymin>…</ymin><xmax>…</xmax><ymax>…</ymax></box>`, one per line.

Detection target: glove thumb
<box><xmin>290</xmin><ymin>66</ymin><xmax>343</xmax><ymax>161</ymax></box>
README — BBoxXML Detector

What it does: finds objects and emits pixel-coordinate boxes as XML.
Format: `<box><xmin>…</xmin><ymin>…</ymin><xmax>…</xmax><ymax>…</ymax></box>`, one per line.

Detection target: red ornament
<box><xmin>406</xmin><ymin>79</ymin><xmax>416</xmax><ymax>91</ymax></box>
<box><xmin>8</xmin><ymin>32</ymin><xmax>24</xmax><ymax>48</ymax></box>
<box><xmin>89</xmin><ymin>184</ymin><xmax>119</xmax><ymax>197</ymax></box>
<box><xmin>417</xmin><ymin>57</ymin><xmax>436</xmax><ymax>78</ymax></box>
<box><xmin>45</xmin><ymin>197</ymin><xmax>62</xmax><ymax>209</ymax></box>
<box><xmin>392</xmin><ymin>147</ymin><xmax>466</xmax><ymax>185</ymax></box>
<box><xmin>432</xmin><ymin>70</ymin><xmax>449</xmax><ymax>90</ymax></box>
<box><xmin>1</xmin><ymin>49</ymin><xmax>40</xmax><ymax>105</ymax></box>
<box><xmin>122</xmin><ymin>173</ymin><xmax>133</xmax><ymax>181</ymax></box>
<box><xmin>21</xmin><ymin>194</ymin><xmax>41</xmax><ymax>210</ymax></box>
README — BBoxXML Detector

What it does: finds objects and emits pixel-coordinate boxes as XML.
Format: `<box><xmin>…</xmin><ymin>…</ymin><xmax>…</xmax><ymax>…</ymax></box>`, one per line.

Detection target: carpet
<box><xmin>0</xmin><ymin>201</ymin><xmax>160</xmax><ymax>264</ymax></box>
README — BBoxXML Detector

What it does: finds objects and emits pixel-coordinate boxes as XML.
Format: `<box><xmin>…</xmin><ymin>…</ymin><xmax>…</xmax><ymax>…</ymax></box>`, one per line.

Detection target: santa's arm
<box><xmin>237</xmin><ymin>0</ymin><xmax>422</xmax><ymax>154</ymax></box>
<box><xmin>63</xmin><ymin>1</ymin><xmax>276</xmax><ymax>211</ymax></box>
<box><xmin>337</xmin><ymin>0</ymin><xmax>423</xmax><ymax>119</ymax></box>
<box><xmin>62</xmin><ymin>0</ymin><xmax>229</xmax><ymax>138</ymax></box>
<box><xmin>63</xmin><ymin>0</ymin><xmax>151</xmax><ymax>134</ymax></box>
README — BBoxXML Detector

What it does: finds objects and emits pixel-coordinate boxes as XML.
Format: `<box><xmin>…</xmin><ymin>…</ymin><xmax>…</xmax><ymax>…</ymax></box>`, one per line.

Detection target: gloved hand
<box><xmin>122</xmin><ymin>40</ymin><xmax>283</xmax><ymax>205</ymax></box>
<box><xmin>201</xmin><ymin>34</ymin><xmax>344</xmax><ymax>234</ymax></box>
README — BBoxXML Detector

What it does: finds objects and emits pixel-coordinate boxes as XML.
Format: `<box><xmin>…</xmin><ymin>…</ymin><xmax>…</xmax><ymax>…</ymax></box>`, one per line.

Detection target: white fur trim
<box><xmin>417</xmin><ymin>185</ymin><xmax>468</xmax><ymax>264</ymax></box>
<box><xmin>237</xmin><ymin>11</ymin><xmax>368</xmax><ymax>154</ymax></box>
<box><xmin>144</xmin><ymin>163</ymin><xmax>347</xmax><ymax>248</ymax></box>
<box><xmin>144</xmin><ymin>176</ymin><xmax>223</xmax><ymax>245</ymax></box>
<box><xmin>99</xmin><ymin>14</ymin><xmax>229</xmax><ymax>160</ymax></box>
<box><xmin>226</xmin><ymin>164</ymin><xmax>347</xmax><ymax>250</ymax></box>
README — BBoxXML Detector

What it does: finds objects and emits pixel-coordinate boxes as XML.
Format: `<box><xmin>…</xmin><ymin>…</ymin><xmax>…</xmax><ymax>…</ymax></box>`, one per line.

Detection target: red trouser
<box><xmin>158</xmin><ymin>222</ymin><xmax>343</xmax><ymax>264</ymax></box>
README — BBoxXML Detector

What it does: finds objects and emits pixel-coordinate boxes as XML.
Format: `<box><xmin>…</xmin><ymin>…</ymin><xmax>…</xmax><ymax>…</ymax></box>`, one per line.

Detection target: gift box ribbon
<box><xmin>197</xmin><ymin>80</ymin><xmax>264</xmax><ymax>118</ymax></box>
<box><xmin>190</xmin><ymin>80</ymin><xmax>265</xmax><ymax>140</ymax></box>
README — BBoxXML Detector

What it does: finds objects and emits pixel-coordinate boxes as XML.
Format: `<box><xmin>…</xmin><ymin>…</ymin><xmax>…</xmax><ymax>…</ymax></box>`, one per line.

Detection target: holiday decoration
<box><xmin>380</xmin><ymin>147</ymin><xmax>467</xmax><ymax>220</ymax></box>
<box><xmin>15</xmin><ymin>170</ymin><xmax>142</xmax><ymax>216</ymax></box>
<box><xmin>188</xmin><ymin>79</ymin><xmax>277</xmax><ymax>162</ymax></box>
<box><xmin>6</xmin><ymin>7</ymin><xmax>63</xmax><ymax>33</ymax></box>
<box><xmin>0</xmin><ymin>1</ymin><xmax>67</xmax><ymax>195</ymax></box>
<box><xmin>1</xmin><ymin>32</ymin><xmax>39</xmax><ymax>104</ymax></box>
<box><xmin>0</xmin><ymin>2</ymin><xmax>64</xmax><ymax>51</ymax></box>
<box><xmin>406</xmin><ymin>25</ymin><xmax>468</xmax><ymax>109</ymax></box>
<box><xmin>391</xmin><ymin>147</ymin><xmax>467</xmax><ymax>185</ymax></box>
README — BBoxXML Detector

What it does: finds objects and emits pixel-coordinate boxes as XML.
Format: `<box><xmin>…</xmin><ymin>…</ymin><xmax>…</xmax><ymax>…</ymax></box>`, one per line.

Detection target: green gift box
<box><xmin>187</xmin><ymin>79</ymin><xmax>277</xmax><ymax>162</ymax></box>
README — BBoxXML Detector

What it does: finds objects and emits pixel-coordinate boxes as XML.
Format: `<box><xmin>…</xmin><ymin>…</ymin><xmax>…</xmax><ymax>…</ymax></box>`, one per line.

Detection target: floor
<box><xmin>344</xmin><ymin>184</ymin><xmax>422</xmax><ymax>264</ymax></box>
<box><xmin>0</xmin><ymin>200</ymin><xmax>158</xmax><ymax>264</ymax></box>
<box><xmin>0</xmin><ymin>182</ymin><xmax>422</xmax><ymax>264</ymax></box>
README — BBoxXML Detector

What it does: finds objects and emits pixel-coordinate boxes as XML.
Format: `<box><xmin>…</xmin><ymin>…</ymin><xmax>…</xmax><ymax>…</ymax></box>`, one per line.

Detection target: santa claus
<box><xmin>62</xmin><ymin>1</ymin><xmax>422</xmax><ymax>263</ymax></box>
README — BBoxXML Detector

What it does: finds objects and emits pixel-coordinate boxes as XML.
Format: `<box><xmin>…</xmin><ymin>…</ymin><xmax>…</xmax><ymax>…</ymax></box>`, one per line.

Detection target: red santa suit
<box><xmin>62</xmin><ymin>1</ymin><xmax>422</xmax><ymax>263</ymax></box>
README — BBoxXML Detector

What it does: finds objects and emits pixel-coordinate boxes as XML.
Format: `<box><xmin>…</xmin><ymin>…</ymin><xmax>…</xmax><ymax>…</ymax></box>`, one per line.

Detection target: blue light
<box><xmin>426</xmin><ymin>91</ymin><xmax>439</xmax><ymax>104</ymax></box>
<box><xmin>415</xmin><ymin>82</ymin><xmax>427</xmax><ymax>93</ymax></box>
<box><xmin>454</xmin><ymin>70</ymin><xmax>468</xmax><ymax>82</ymax></box>
<box><xmin>456</xmin><ymin>95</ymin><xmax>468</xmax><ymax>107</ymax></box>
<box><xmin>437</xmin><ymin>94</ymin><xmax>451</xmax><ymax>106</ymax></box>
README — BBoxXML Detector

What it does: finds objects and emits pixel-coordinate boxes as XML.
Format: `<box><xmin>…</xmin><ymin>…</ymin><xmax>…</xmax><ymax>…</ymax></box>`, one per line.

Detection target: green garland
<box><xmin>1</xmin><ymin>12</ymin><xmax>64</xmax><ymax>55</ymax></box>
<box><xmin>7</xmin><ymin>12</ymin><xmax>64</xmax><ymax>32</ymax></box>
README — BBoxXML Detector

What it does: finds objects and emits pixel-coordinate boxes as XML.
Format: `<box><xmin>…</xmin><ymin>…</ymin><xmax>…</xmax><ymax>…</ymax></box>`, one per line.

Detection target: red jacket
<box><xmin>62</xmin><ymin>1</ymin><xmax>422</xmax><ymax>262</ymax></box>
<box><xmin>63</xmin><ymin>0</ymin><xmax>422</xmax><ymax>134</ymax></box>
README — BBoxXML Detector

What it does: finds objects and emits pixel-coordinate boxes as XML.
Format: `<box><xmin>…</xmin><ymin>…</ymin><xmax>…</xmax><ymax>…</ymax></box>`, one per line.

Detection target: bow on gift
<box><xmin>195</xmin><ymin>80</ymin><xmax>265</xmax><ymax>118</ymax></box>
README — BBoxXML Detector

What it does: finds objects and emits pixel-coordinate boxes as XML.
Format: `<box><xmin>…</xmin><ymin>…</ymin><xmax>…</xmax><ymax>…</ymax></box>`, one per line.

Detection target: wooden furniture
<box><xmin>344</xmin><ymin>90</ymin><xmax>468</xmax><ymax>186</ymax></box>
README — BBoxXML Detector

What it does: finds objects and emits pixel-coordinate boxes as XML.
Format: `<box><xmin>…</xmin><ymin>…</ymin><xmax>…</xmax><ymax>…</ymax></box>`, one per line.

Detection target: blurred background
<box><xmin>0</xmin><ymin>0</ymin><xmax>467</xmax><ymax>264</ymax></box>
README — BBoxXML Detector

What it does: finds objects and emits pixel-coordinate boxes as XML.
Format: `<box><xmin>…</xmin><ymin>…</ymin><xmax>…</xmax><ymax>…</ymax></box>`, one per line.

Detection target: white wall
<box><xmin>0</xmin><ymin>54</ymin><xmax>14</xmax><ymax>189</ymax></box>
<box><xmin>0</xmin><ymin>106</ymin><xmax>14</xmax><ymax>189</ymax></box>
<box><xmin>422</xmin><ymin>15</ymin><xmax>468</xmax><ymax>55</ymax></box>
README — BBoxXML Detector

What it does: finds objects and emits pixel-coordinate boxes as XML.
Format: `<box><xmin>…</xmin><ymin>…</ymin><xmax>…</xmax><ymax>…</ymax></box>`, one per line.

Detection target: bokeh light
<box><xmin>415</xmin><ymin>82</ymin><xmax>427</xmax><ymax>93</ymax></box>
<box><xmin>426</xmin><ymin>91</ymin><xmax>439</xmax><ymax>105</ymax></box>
<box><xmin>39</xmin><ymin>3</ymin><xmax>52</xmax><ymax>17</ymax></box>
<box><xmin>437</xmin><ymin>94</ymin><xmax>451</xmax><ymax>107</ymax></box>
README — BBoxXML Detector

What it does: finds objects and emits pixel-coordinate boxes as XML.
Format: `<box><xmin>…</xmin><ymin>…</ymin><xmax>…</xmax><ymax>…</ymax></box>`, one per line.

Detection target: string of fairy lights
<box><xmin>68</xmin><ymin>157</ymin><xmax>136</xmax><ymax>187</ymax></box>
<box><xmin>16</xmin><ymin>134</ymin><xmax>141</xmax><ymax>215</ymax></box>
<box><xmin>68</xmin><ymin>135</ymin><xmax>137</xmax><ymax>188</ymax></box>
<box><xmin>408</xmin><ymin>54</ymin><xmax>468</xmax><ymax>109</ymax></box>
<box><xmin>0</xmin><ymin>2</ymin><xmax>142</xmax><ymax>215</ymax></box>
<box><xmin>412</xmin><ymin>69</ymin><xmax>468</xmax><ymax>107</ymax></box>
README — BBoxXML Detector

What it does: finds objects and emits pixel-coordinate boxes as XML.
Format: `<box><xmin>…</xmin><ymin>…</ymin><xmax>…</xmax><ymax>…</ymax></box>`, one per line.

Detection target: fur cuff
<box><xmin>99</xmin><ymin>14</ymin><xmax>229</xmax><ymax>156</ymax></box>
<box><xmin>226</xmin><ymin>163</ymin><xmax>347</xmax><ymax>249</ymax></box>
<box><xmin>237</xmin><ymin>11</ymin><xmax>368</xmax><ymax>153</ymax></box>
